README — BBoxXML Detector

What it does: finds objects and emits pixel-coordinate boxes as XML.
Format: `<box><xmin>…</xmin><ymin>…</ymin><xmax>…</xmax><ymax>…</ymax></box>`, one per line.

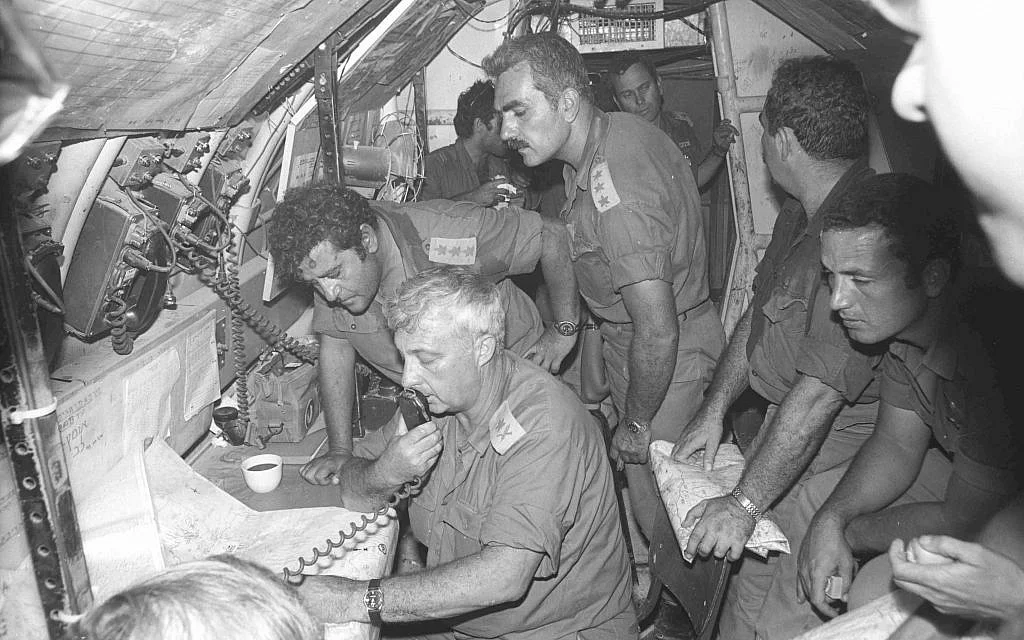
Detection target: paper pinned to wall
<box><xmin>183</xmin><ymin>312</ymin><xmax>220</xmax><ymax>421</ymax></box>
<box><xmin>123</xmin><ymin>348</ymin><xmax>179</xmax><ymax>445</ymax></box>
<box><xmin>56</xmin><ymin>378</ymin><xmax>123</xmax><ymax>501</ymax></box>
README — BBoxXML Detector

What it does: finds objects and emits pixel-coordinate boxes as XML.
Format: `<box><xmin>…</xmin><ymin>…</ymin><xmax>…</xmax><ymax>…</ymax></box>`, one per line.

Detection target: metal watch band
<box><xmin>625</xmin><ymin>418</ymin><xmax>650</xmax><ymax>434</ymax></box>
<box><xmin>730</xmin><ymin>486</ymin><xmax>763</xmax><ymax>523</ymax></box>
<box><xmin>364</xmin><ymin>578</ymin><xmax>383</xmax><ymax>625</ymax></box>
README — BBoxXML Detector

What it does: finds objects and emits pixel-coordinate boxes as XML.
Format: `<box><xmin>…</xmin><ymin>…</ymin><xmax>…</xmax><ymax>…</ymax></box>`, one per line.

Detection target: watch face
<box><xmin>554</xmin><ymin>320</ymin><xmax>578</xmax><ymax>337</ymax></box>
<box><xmin>364</xmin><ymin>588</ymin><xmax>383</xmax><ymax>611</ymax></box>
<box><xmin>627</xmin><ymin>419</ymin><xmax>649</xmax><ymax>434</ymax></box>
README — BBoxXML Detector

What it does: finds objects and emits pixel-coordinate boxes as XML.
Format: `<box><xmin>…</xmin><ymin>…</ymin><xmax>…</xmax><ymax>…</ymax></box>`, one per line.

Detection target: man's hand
<box><xmin>890</xmin><ymin>536</ymin><xmax>1024</xmax><ymax>622</ymax></box>
<box><xmin>609</xmin><ymin>420</ymin><xmax>652</xmax><ymax>469</ymax></box>
<box><xmin>798</xmin><ymin>511</ymin><xmax>855</xmax><ymax>618</ymax></box>
<box><xmin>300</xmin><ymin>452</ymin><xmax>350</xmax><ymax>486</ymax></box>
<box><xmin>683</xmin><ymin>495</ymin><xmax>755</xmax><ymax>562</ymax></box>
<box><xmin>464</xmin><ymin>180</ymin><xmax>505</xmax><ymax>207</ymax></box>
<box><xmin>375</xmin><ymin>421</ymin><xmax>443</xmax><ymax>487</ymax></box>
<box><xmin>712</xmin><ymin>119</ymin><xmax>739</xmax><ymax>153</ymax></box>
<box><xmin>298</xmin><ymin>575</ymin><xmax>366</xmax><ymax>624</ymax></box>
<box><xmin>523</xmin><ymin>327</ymin><xmax>575</xmax><ymax>373</ymax></box>
<box><xmin>671</xmin><ymin>408</ymin><xmax>724</xmax><ymax>471</ymax></box>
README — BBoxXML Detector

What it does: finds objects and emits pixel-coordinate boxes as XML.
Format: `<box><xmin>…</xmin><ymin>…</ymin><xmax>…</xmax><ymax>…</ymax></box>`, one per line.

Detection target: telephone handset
<box><xmin>282</xmin><ymin>389</ymin><xmax>431</xmax><ymax>582</ymax></box>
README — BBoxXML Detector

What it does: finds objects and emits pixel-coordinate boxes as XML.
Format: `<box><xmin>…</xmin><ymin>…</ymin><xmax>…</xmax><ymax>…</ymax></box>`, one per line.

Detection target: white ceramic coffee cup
<box><xmin>241</xmin><ymin>454</ymin><xmax>283</xmax><ymax>493</ymax></box>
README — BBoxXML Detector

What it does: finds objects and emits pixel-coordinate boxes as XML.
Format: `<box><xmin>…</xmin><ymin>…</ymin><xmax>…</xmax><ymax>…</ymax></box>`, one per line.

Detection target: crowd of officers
<box><xmin>258</xmin><ymin>27</ymin><xmax>1024</xmax><ymax>640</ymax></box>
<box><xmin>79</xmin><ymin>8</ymin><xmax>1024</xmax><ymax>639</ymax></box>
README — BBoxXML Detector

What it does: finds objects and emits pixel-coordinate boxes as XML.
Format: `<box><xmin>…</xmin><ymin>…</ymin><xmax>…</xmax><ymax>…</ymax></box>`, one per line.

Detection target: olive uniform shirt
<box><xmin>420</xmin><ymin>138</ymin><xmax>509</xmax><ymax>202</ymax></box>
<box><xmin>311</xmin><ymin>200</ymin><xmax>544</xmax><ymax>382</ymax></box>
<box><xmin>658</xmin><ymin>109</ymin><xmax>702</xmax><ymax>184</ymax></box>
<box><xmin>408</xmin><ymin>354</ymin><xmax>636</xmax><ymax>639</ymax></box>
<box><xmin>881</xmin><ymin>313</ymin><xmax>1019</xmax><ymax>496</ymax></box>
<box><xmin>747</xmin><ymin>159</ymin><xmax>881</xmax><ymax>427</ymax></box>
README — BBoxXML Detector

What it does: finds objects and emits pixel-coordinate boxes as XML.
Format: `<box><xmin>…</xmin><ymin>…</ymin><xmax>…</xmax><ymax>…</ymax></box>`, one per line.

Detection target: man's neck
<box><xmin>894</xmin><ymin>293</ymin><xmax>951</xmax><ymax>352</ymax></box>
<box><xmin>462</xmin><ymin>136</ymin><xmax>488</xmax><ymax>170</ymax></box>
<box><xmin>559</xmin><ymin>103</ymin><xmax>596</xmax><ymax>171</ymax></box>
<box><xmin>458</xmin><ymin>351</ymin><xmax>513</xmax><ymax>436</ymax></box>
<box><xmin>792</xmin><ymin>158</ymin><xmax>858</xmax><ymax>217</ymax></box>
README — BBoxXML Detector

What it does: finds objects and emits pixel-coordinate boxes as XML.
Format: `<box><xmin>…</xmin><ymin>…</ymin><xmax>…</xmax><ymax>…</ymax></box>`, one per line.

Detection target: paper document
<box><xmin>649</xmin><ymin>440</ymin><xmax>790</xmax><ymax>558</ymax></box>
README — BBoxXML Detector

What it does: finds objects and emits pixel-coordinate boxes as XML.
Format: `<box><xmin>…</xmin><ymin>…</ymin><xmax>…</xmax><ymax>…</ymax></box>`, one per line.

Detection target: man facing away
<box><xmin>419</xmin><ymin>79</ymin><xmax>513</xmax><ymax>207</ymax></box>
<box><xmin>607</xmin><ymin>51</ymin><xmax>737</xmax><ymax>191</ymax></box>
<box><xmin>670</xmin><ymin>56</ymin><xmax>883</xmax><ymax>640</ymax></box>
<box><xmin>267</xmin><ymin>182</ymin><xmax>578</xmax><ymax>492</ymax></box>
<box><xmin>299</xmin><ymin>267</ymin><xmax>637</xmax><ymax>639</ymax></box>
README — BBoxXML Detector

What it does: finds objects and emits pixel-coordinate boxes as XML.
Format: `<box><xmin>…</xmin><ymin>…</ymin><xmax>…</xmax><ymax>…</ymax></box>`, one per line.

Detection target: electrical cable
<box><xmin>506</xmin><ymin>0</ymin><xmax>719</xmax><ymax>37</ymax></box>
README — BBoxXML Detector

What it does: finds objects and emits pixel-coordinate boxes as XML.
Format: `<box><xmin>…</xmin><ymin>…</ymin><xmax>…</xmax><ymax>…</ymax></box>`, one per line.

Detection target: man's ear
<box><xmin>922</xmin><ymin>258</ymin><xmax>951</xmax><ymax>297</ymax></box>
<box><xmin>776</xmin><ymin>126</ymin><xmax>796</xmax><ymax>160</ymax></box>
<box><xmin>475</xmin><ymin>333</ymin><xmax>498</xmax><ymax>367</ymax></box>
<box><xmin>560</xmin><ymin>88</ymin><xmax>581</xmax><ymax>123</ymax></box>
<box><xmin>360</xmin><ymin>223</ymin><xmax>379</xmax><ymax>254</ymax></box>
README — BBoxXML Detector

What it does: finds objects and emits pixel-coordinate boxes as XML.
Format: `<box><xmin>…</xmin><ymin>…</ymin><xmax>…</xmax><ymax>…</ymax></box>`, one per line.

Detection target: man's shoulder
<box><xmin>504</xmin><ymin>358</ymin><xmax>588</xmax><ymax>438</ymax></box>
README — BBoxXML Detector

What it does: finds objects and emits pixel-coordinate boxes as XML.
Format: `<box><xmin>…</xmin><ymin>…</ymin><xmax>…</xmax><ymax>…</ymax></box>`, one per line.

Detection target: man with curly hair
<box><xmin>268</xmin><ymin>181</ymin><xmax>578</xmax><ymax>494</ymax></box>
<box><xmin>419</xmin><ymin>79</ymin><xmax>513</xmax><ymax>206</ymax></box>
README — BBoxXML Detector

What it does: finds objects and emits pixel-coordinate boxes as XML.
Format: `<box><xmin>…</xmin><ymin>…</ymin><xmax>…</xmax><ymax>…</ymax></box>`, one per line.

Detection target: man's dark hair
<box><xmin>267</xmin><ymin>181</ymin><xmax>378</xmax><ymax>280</ymax></box>
<box><xmin>824</xmin><ymin>173</ymin><xmax>962</xmax><ymax>285</ymax></box>
<box><xmin>482</xmin><ymin>32</ymin><xmax>592</xmax><ymax>106</ymax></box>
<box><xmin>763</xmin><ymin>56</ymin><xmax>870</xmax><ymax>160</ymax></box>
<box><xmin>607</xmin><ymin>51</ymin><xmax>657</xmax><ymax>82</ymax></box>
<box><xmin>453</xmin><ymin>80</ymin><xmax>497</xmax><ymax>139</ymax></box>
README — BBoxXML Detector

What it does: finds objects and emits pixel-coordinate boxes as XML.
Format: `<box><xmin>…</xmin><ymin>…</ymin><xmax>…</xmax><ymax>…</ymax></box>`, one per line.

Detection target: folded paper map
<box><xmin>649</xmin><ymin>440</ymin><xmax>790</xmax><ymax>558</ymax></box>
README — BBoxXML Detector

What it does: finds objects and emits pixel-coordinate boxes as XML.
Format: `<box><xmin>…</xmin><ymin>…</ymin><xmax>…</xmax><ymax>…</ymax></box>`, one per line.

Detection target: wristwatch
<box><xmin>553</xmin><ymin>320</ymin><xmax>580</xmax><ymax>337</ymax></box>
<box><xmin>624</xmin><ymin>418</ymin><xmax>650</xmax><ymax>434</ymax></box>
<box><xmin>730</xmin><ymin>486</ymin><xmax>764</xmax><ymax>523</ymax></box>
<box><xmin>364</xmin><ymin>578</ymin><xmax>383</xmax><ymax>625</ymax></box>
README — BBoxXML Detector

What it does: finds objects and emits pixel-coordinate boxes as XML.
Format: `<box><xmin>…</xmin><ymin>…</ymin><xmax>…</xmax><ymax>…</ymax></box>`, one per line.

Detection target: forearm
<box><xmin>304</xmin><ymin>546</ymin><xmax>539</xmax><ymax>625</ymax></box>
<box><xmin>738</xmin><ymin>375</ymin><xmax>843</xmax><ymax>509</ymax></box>
<box><xmin>318</xmin><ymin>337</ymin><xmax>357</xmax><ymax>456</ymax></box>
<box><xmin>625</xmin><ymin>315</ymin><xmax>678</xmax><ymax>422</ymax></box>
<box><xmin>697</xmin><ymin>150</ymin><xmax>727</xmax><ymax>190</ymax></box>
<box><xmin>846</xmin><ymin>502</ymin><xmax>951</xmax><ymax>554</ymax></box>
<box><xmin>539</xmin><ymin>218</ymin><xmax>580</xmax><ymax>324</ymax></box>
<box><xmin>701</xmin><ymin>308</ymin><xmax>753</xmax><ymax>421</ymax></box>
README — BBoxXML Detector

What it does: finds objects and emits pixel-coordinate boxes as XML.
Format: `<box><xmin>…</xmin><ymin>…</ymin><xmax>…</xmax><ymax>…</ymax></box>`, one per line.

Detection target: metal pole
<box><xmin>708</xmin><ymin>1</ymin><xmax>759</xmax><ymax>338</ymax></box>
<box><xmin>1</xmin><ymin>165</ymin><xmax>92</xmax><ymax>639</ymax></box>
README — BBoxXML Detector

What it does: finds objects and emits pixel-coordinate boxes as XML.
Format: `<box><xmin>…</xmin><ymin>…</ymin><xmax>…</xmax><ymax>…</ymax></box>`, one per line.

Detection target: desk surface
<box><xmin>169</xmin><ymin>437</ymin><xmax>395</xmax><ymax>640</ymax></box>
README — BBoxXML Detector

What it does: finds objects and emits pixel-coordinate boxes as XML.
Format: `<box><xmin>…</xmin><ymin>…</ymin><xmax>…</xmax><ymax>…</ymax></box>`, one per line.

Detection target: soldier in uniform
<box><xmin>607</xmin><ymin>52</ymin><xmax>737</xmax><ymax>191</ymax></box>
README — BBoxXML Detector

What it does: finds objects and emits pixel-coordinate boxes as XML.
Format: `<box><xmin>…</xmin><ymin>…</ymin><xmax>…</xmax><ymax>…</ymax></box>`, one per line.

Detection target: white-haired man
<box><xmin>300</xmin><ymin>266</ymin><xmax>637</xmax><ymax>639</ymax></box>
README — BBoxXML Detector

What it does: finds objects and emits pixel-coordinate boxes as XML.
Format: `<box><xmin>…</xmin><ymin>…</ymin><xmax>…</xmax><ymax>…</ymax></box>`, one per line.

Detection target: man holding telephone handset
<box><xmin>300</xmin><ymin>267</ymin><xmax>637</xmax><ymax>639</ymax></box>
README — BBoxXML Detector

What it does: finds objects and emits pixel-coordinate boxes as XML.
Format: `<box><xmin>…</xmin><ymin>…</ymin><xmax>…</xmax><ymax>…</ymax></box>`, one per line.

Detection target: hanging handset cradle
<box><xmin>282</xmin><ymin>388</ymin><xmax>432</xmax><ymax>582</ymax></box>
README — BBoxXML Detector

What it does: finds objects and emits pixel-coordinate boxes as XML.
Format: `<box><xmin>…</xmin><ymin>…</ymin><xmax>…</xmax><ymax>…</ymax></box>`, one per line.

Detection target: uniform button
<box><xmin>752</xmin><ymin>370</ymin><xmax>760</xmax><ymax>377</ymax></box>
<box><xmin>350</xmin><ymin>323</ymin><xmax>356</xmax><ymax>330</ymax></box>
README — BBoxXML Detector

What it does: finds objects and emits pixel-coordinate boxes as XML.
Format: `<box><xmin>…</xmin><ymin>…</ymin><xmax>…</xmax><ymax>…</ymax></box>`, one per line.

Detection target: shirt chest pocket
<box><xmin>760</xmin><ymin>291</ymin><xmax>811</xmax><ymax>337</ymax></box>
<box><xmin>437</xmin><ymin>500</ymin><xmax>485</xmax><ymax>560</ymax></box>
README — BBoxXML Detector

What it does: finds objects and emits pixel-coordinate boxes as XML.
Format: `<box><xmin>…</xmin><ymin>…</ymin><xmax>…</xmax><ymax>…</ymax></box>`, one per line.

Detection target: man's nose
<box><xmin>891</xmin><ymin>41</ymin><xmax>928</xmax><ymax>123</ymax></box>
<box><xmin>401</xmin><ymin>361</ymin><xmax>423</xmax><ymax>390</ymax></box>
<box><xmin>830</xmin><ymin>278</ymin><xmax>853</xmax><ymax>311</ymax></box>
<box><xmin>499</xmin><ymin>118</ymin><xmax>514</xmax><ymax>141</ymax></box>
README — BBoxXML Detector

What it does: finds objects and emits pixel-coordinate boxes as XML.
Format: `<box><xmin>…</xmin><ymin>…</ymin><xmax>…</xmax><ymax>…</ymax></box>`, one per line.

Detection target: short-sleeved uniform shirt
<box><xmin>562</xmin><ymin>111</ymin><xmax>710</xmax><ymax>325</ymax></box>
<box><xmin>658</xmin><ymin>110</ymin><xmax>702</xmax><ymax>184</ymax></box>
<box><xmin>311</xmin><ymin>200</ymin><xmax>544</xmax><ymax>381</ymax></box>
<box><xmin>882</xmin><ymin>315</ymin><xmax>1019</xmax><ymax>496</ymax></box>
<box><xmin>420</xmin><ymin>138</ymin><xmax>509</xmax><ymax>202</ymax></box>
<box><xmin>408</xmin><ymin>354</ymin><xmax>635</xmax><ymax>639</ymax></box>
<box><xmin>746</xmin><ymin>160</ymin><xmax>881</xmax><ymax>426</ymax></box>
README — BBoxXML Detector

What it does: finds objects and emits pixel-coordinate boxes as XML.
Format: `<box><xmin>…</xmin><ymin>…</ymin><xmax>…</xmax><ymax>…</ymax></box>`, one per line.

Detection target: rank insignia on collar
<box><xmin>489</xmin><ymin>401</ymin><xmax>526</xmax><ymax>455</ymax></box>
<box><xmin>590</xmin><ymin>159</ymin><xmax>620</xmax><ymax>213</ymax></box>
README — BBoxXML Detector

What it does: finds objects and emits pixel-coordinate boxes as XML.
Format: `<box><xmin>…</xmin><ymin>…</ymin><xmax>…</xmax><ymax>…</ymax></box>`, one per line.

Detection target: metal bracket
<box><xmin>313</xmin><ymin>40</ymin><xmax>345</xmax><ymax>185</ymax></box>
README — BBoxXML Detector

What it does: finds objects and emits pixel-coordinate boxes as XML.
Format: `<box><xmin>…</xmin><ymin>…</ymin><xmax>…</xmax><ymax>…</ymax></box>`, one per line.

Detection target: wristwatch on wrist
<box><xmin>364</xmin><ymin>578</ymin><xmax>383</xmax><ymax>625</ymax></box>
<box><xmin>624</xmin><ymin>418</ymin><xmax>650</xmax><ymax>434</ymax></box>
<box><xmin>553</xmin><ymin>320</ymin><xmax>580</xmax><ymax>337</ymax></box>
<box><xmin>730</xmin><ymin>486</ymin><xmax>764</xmax><ymax>523</ymax></box>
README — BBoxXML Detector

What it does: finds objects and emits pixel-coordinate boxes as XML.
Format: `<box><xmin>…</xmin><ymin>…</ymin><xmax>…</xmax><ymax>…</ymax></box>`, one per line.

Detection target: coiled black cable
<box><xmin>105</xmin><ymin>294</ymin><xmax>133</xmax><ymax>355</ymax></box>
